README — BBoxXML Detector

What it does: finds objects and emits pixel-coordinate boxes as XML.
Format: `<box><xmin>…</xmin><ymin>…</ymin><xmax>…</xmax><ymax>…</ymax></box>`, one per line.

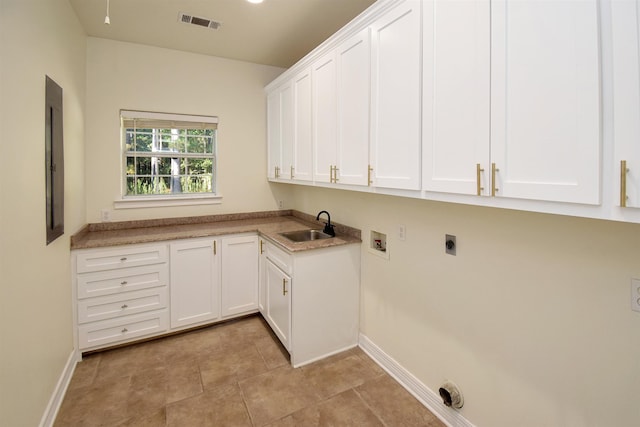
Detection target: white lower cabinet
<box><xmin>263</xmin><ymin>239</ymin><xmax>360</xmax><ymax>367</ymax></box>
<box><xmin>74</xmin><ymin>233</ymin><xmax>360</xmax><ymax>365</ymax></box>
<box><xmin>265</xmin><ymin>258</ymin><xmax>292</xmax><ymax>350</ymax></box>
<box><xmin>74</xmin><ymin>234</ymin><xmax>260</xmax><ymax>352</ymax></box>
<box><xmin>73</xmin><ymin>242</ymin><xmax>169</xmax><ymax>351</ymax></box>
<box><xmin>221</xmin><ymin>235</ymin><xmax>259</xmax><ymax>318</ymax></box>
<box><xmin>170</xmin><ymin>238</ymin><xmax>220</xmax><ymax>329</ymax></box>
<box><xmin>258</xmin><ymin>238</ymin><xmax>267</xmax><ymax>313</ymax></box>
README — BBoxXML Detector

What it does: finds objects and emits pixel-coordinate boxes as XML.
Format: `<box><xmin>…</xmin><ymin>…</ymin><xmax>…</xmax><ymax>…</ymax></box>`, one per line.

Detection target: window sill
<box><xmin>114</xmin><ymin>194</ymin><xmax>223</xmax><ymax>209</ymax></box>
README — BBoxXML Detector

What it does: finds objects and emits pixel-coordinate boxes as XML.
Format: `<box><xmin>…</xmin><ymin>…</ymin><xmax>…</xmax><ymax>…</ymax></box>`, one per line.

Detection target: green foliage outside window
<box><xmin>124</xmin><ymin>127</ymin><xmax>216</xmax><ymax>196</ymax></box>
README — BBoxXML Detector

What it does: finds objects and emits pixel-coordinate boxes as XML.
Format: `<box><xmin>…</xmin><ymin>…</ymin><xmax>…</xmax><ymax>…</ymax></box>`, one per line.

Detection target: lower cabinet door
<box><xmin>221</xmin><ymin>235</ymin><xmax>259</xmax><ymax>317</ymax></box>
<box><xmin>78</xmin><ymin>309</ymin><xmax>168</xmax><ymax>350</ymax></box>
<box><xmin>170</xmin><ymin>239</ymin><xmax>220</xmax><ymax>329</ymax></box>
<box><xmin>265</xmin><ymin>259</ymin><xmax>291</xmax><ymax>351</ymax></box>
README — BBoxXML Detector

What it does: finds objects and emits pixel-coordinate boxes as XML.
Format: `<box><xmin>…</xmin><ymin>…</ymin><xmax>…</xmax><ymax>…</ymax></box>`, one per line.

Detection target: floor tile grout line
<box><xmin>352</xmin><ymin>386</ymin><xmax>391</xmax><ymax>427</ymax></box>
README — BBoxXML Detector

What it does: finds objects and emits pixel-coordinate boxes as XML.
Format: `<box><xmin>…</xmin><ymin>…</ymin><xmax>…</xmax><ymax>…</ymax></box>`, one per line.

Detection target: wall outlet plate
<box><xmin>631</xmin><ymin>278</ymin><xmax>640</xmax><ymax>312</ymax></box>
<box><xmin>445</xmin><ymin>234</ymin><xmax>456</xmax><ymax>256</ymax></box>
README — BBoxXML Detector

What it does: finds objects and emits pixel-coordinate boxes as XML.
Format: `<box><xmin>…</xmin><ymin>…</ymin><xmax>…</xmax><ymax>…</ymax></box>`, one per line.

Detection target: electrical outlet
<box><xmin>398</xmin><ymin>224</ymin><xmax>406</xmax><ymax>241</ymax></box>
<box><xmin>445</xmin><ymin>234</ymin><xmax>456</xmax><ymax>256</ymax></box>
<box><xmin>101</xmin><ymin>209</ymin><xmax>111</xmax><ymax>222</ymax></box>
<box><xmin>631</xmin><ymin>278</ymin><xmax>640</xmax><ymax>312</ymax></box>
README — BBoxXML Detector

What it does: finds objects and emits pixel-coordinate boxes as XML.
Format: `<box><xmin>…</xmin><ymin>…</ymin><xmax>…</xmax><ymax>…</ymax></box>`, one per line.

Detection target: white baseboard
<box><xmin>39</xmin><ymin>350</ymin><xmax>79</xmax><ymax>427</ymax></box>
<box><xmin>358</xmin><ymin>333</ymin><xmax>476</xmax><ymax>427</ymax></box>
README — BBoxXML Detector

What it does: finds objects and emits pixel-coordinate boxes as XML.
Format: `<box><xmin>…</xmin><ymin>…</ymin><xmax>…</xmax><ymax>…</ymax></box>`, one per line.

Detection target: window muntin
<box><xmin>121</xmin><ymin>111</ymin><xmax>217</xmax><ymax>197</ymax></box>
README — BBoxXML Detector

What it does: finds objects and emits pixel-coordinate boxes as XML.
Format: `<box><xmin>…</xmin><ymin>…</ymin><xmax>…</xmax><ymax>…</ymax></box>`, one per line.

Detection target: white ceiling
<box><xmin>69</xmin><ymin>0</ymin><xmax>377</xmax><ymax>68</ymax></box>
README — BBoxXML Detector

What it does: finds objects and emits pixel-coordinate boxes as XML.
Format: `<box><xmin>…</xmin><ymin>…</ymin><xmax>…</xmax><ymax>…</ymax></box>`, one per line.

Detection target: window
<box><xmin>121</xmin><ymin>110</ymin><xmax>218</xmax><ymax>198</ymax></box>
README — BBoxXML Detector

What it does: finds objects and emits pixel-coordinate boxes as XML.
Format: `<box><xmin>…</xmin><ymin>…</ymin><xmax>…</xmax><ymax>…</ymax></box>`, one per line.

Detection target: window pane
<box><xmin>125</xmin><ymin>131</ymin><xmax>134</xmax><ymax>151</ymax></box>
<box><xmin>126</xmin><ymin>157</ymin><xmax>135</xmax><ymax>175</ymax></box>
<box><xmin>126</xmin><ymin>177</ymin><xmax>136</xmax><ymax>195</ymax></box>
<box><xmin>158</xmin><ymin>177</ymin><xmax>172</xmax><ymax>194</ymax></box>
<box><xmin>136</xmin><ymin>177</ymin><xmax>153</xmax><ymax>194</ymax></box>
<box><xmin>181</xmin><ymin>176</ymin><xmax>212</xmax><ymax>193</ymax></box>
<box><xmin>136</xmin><ymin>157</ymin><xmax>151</xmax><ymax>175</ymax></box>
<box><xmin>188</xmin><ymin>158</ymin><xmax>212</xmax><ymax>175</ymax></box>
<box><xmin>157</xmin><ymin>157</ymin><xmax>172</xmax><ymax>175</ymax></box>
<box><xmin>135</xmin><ymin>131</ymin><xmax>153</xmax><ymax>152</ymax></box>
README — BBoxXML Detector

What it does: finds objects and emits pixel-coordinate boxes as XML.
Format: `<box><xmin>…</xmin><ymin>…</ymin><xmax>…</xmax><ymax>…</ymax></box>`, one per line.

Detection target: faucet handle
<box><xmin>323</xmin><ymin>222</ymin><xmax>336</xmax><ymax>237</ymax></box>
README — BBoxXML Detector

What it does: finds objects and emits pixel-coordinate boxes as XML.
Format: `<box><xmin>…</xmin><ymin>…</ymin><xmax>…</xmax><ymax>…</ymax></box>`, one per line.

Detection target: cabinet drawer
<box><xmin>77</xmin><ymin>264</ymin><xmax>168</xmax><ymax>299</ymax></box>
<box><xmin>78</xmin><ymin>309</ymin><xmax>169</xmax><ymax>350</ymax></box>
<box><xmin>78</xmin><ymin>287</ymin><xmax>168</xmax><ymax>324</ymax></box>
<box><xmin>266</xmin><ymin>241</ymin><xmax>293</xmax><ymax>275</ymax></box>
<box><xmin>76</xmin><ymin>244</ymin><xmax>168</xmax><ymax>273</ymax></box>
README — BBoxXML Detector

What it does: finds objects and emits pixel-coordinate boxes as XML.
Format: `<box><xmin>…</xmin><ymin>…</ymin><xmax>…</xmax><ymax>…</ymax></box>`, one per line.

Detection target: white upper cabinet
<box><xmin>267</xmin><ymin>81</ymin><xmax>294</xmax><ymax>179</ymax></box>
<box><xmin>490</xmin><ymin>0</ymin><xmax>601</xmax><ymax>204</ymax></box>
<box><xmin>313</xmin><ymin>28</ymin><xmax>371</xmax><ymax>187</ymax></box>
<box><xmin>312</xmin><ymin>52</ymin><xmax>338</xmax><ymax>183</ymax></box>
<box><xmin>369</xmin><ymin>0</ymin><xmax>422</xmax><ymax>190</ymax></box>
<box><xmin>337</xmin><ymin>28</ymin><xmax>371</xmax><ymax>186</ymax></box>
<box><xmin>267</xmin><ymin>90</ymin><xmax>281</xmax><ymax>180</ymax></box>
<box><xmin>612</xmin><ymin>0</ymin><xmax>640</xmax><ymax>208</ymax></box>
<box><xmin>293</xmin><ymin>68</ymin><xmax>313</xmax><ymax>181</ymax></box>
<box><xmin>422</xmin><ymin>0</ymin><xmax>490</xmax><ymax>195</ymax></box>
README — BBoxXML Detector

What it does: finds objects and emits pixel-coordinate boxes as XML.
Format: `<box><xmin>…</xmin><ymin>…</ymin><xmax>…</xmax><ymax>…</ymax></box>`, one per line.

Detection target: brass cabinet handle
<box><xmin>330</xmin><ymin>165</ymin><xmax>335</xmax><ymax>183</ymax></box>
<box><xmin>368</xmin><ymin>165</ymin><xmax>373</xmax><ymax>186</ymax></box>
<box><xmin>120</xmin><ymin>281</ymin><xmax>128</xmax><ymax>286</ymax></box>
<box><xmin>121</xmin><ymin>304</ymin><xmax>128</xmax><ymax>309</ymax></box>
<box><xmin>120</xmin><ymin>257</ymin><xmax>127</xmax><ymax>261</ymax></box>
<box><xmin>334</xmin><ymin>166</ymin><xmax>339</xmax><ymax>182</ymax></box>
<box><xmin>621</xmin><ymin>160</ymin><xmax>628</xmax><ymax>207</ymax></box>
<box><xmin>290</xmin><ymin>165</ymin><xmax>294</xmax><ymax>179</ymax></box>
<box><xmin>213</xmin><ymin>240</ymin><xmax>217</xmax><ymax>255</ymax></box>
<box><xmin>476</xmin><ymin>163</ymin><xmax>485</xmax><ymax>196</ymax></box>
<box><xmin>491</xmin><ymin>163</ymin><xmax>499</xmax><ymax>197</ymax></box>
<box><xmin>275</xmin><ymin>166</ymin><xmax>280</xmax><ymax>178</ymax></box>
<box><xmin>121</xmin><ymin>328</ymin><xmax>128</xmax><ymax>333</ymax></box>
<box><xmin>259</xmin><ymin>240</ymin><xmax>264</xmax><ymax>254</ymax></box>
<box><xmin>282</xmin><ymin>278</ymin><xmax>288</xmax><ymax>296</ymax></box>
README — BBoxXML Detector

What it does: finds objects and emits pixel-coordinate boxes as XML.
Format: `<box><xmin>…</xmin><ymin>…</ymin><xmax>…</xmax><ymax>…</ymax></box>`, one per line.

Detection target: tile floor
<box><xmin>55</xmin><ymin>315</ymin><xmax>445</xmax><ymax>426</ymax></box>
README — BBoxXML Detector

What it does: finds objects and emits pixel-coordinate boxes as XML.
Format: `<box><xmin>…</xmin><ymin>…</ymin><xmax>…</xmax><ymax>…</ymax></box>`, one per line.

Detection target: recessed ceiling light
<box><xmin>247</xmin><ymin>0</ymin><xmax>264</xmax><ymax>3</ymax></box>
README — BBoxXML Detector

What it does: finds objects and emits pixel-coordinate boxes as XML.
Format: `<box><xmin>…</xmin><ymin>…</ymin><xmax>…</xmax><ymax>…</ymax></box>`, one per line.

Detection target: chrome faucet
<box><xmin>316</xmin><ymin>210</ymin><xmax>335</xmax><ymax>237</ymax></box>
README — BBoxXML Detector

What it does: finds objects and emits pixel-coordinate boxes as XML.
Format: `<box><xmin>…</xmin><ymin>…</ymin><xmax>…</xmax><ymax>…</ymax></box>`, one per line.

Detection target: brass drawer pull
<box><xmin>621</xmin><ymin>160</ymin><xmax>629</xmax><ymax>207</ymax></box>
<box><xmin>476</xmin><ymin>163</ymin><xmax>484</xmax><ymax>196</ymax></box>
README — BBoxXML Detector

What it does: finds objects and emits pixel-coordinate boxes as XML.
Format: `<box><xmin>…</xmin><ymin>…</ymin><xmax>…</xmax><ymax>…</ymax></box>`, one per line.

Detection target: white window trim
<box><xmin>114</xmin><ymin>193</ymin><xmax>223</xmax><ymax>209</ymax></box>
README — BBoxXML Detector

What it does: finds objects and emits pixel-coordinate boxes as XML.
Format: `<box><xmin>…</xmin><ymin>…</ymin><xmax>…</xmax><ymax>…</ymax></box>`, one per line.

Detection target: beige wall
<box><xmin>289</xmin><ymin>185</ymin><xmax>640</xmax><ymax>427</ymax></box>
<box><xmin>84</xmin><ymin>38</ymin><xmax>286</xmax><ymax>223</ymax></box>
<box><xmin>0</xmin><ymin>0</ymin><xmax>86</xmax><ymax>425</ymax></box>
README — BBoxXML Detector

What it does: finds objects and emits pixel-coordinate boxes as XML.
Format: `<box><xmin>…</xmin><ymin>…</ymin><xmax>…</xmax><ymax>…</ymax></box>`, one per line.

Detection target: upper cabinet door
<box><xmin>293</xmin><ymin>68</ymin><xmax>313</xmax><ymax>181</ymax></box>
<box><xmin>267</xmin><ymin>81</ymin><xmax>294</xmax><ymax>180</ymax></box>
<box><xmin>612</xmin><ymin>0</ymin><xmax>640</xmax><ymax>208</ymax></box>
<box><xmin>280</xmin><ymin>82</ymin><xmax>294</xmax><ymax>180</ymax></box>
<box><xmin>369</xmin><ymin>0</ymin><xmax>422</xmax><ymax>190</ymax></box>
<box><xmin>267</xmin><ymin>90</ymin><xmax>281</xmax><ymax>179</ymax></box>
<box><xmin>422</xmin><ymin>0</ymin><xmax>490</xmax><ymax>195</ymax></box>
<box><xmin>490</xmin><ymin>0</ymin><xmax>601</xmax><ymax>204</ymax></box>
<box><xmin>312</xmin><ymin>52</ymin><xmax>338</xmax><ymax>184</ymax></box>
<box><xmin>337</xmin><ymin>28</ymin><xmax>371</xmax><ymax>186</ymax></box>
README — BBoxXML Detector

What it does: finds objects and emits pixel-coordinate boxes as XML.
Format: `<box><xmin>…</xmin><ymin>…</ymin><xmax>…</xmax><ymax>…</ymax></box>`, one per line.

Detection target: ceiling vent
<box><xmin>178</xmin><ymin>12</ymin><xmax>222</xmax><ymax>30</ymax></box>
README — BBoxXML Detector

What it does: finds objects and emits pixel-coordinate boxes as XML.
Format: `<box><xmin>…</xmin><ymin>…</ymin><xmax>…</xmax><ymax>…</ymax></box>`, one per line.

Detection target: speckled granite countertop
<box><xmin>70</xmin><ymin>210</ymin><xmax>361</xmax><ymax>252</ymax></box>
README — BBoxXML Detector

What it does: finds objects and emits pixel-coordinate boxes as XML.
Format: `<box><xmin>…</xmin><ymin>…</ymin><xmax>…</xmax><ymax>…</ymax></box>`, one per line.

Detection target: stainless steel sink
<box><xmin>279</xmin><ymin>229</ymin><xmax>334</xmax><ymax>242</ymax></box>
